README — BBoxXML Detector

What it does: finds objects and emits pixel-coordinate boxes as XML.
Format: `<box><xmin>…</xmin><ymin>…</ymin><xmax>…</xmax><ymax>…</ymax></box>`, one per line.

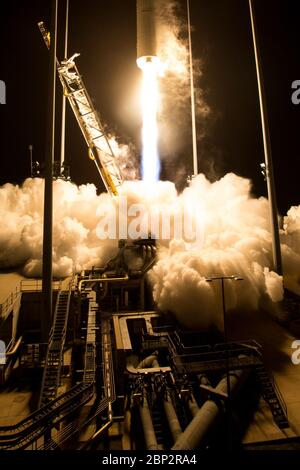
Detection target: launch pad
<box><xmin>0</xmin><ymin>238</ymin><xmax>299</xmax><ymax>451</ymax></box>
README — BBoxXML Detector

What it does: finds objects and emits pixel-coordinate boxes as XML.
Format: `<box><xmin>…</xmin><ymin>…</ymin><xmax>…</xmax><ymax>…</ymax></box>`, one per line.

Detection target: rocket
<box><xmin>136</xmin><ymin>0</ymin><xmax>158</xmax><ymax>70</ymax></box>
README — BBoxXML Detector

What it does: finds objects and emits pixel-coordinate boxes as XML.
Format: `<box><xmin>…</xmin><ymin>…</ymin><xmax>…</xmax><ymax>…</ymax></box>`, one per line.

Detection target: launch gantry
<box><xmin>38</xmin><ymin>21</ymin><xmax>123</xmax><ymax>196</ymax></box>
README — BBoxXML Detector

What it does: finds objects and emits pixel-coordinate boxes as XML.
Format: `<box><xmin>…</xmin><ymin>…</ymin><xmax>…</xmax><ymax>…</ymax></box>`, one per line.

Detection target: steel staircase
<box><xmin>0</xmin><ymin>381</ymin><xmax>94</xmax><ymax>450</ymax></box>
<box><xmin>0</xmin><ymin>278</ymin><xmax>110</xmax><ymax>450</ymax></box>
<box><xmin>256</xmin><ymin>365</ymin><xmax>289</xmax><ymax>429</ymax></box>
<box><xmin>39</xmin><ymin>289</ymin><xmax>71</xmax><ymax>408</ymax></box>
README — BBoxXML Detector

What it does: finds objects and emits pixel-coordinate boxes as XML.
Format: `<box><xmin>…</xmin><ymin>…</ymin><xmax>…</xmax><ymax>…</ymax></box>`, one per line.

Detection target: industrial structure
<box><xmin>0</xmin><ymin>236</ymin><xmax>293</xmax><ymax>450</ymax></box>
<box><xmin>38</xmin><ymin>20</ymin><xmax>123</xmax><ymax>197</ymax></box>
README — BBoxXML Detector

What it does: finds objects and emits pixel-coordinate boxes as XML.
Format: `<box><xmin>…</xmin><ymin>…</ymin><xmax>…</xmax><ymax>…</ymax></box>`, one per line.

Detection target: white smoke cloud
<box><xmin>0</xmin><ymin>178</ymin><xmax>118</xmax><ymax>278</ymax></box>
<box><xmin>147</xmin><ymin>173</ymin><xmax>300</xmax><ymax>328</ymax></box>
<box><xmin>281</xmin><ymin>206</ymin><xmax>300</xmax><ymax>296</ymax></box>
<box><xmin>108</xmin><ymin>135</ymin><xmax>139</xmax><ymax>180</ymax></box>
<box><xmin>0</xmin><ymin>174</ymin><xmax>299</xmax><ymax>329</ymax></box>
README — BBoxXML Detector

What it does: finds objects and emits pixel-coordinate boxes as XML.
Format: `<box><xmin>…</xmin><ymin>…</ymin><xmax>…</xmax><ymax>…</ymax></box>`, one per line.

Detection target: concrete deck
<box><xmin>229</xmin><ymin>309</ymin><xmax>300</xmax><ymax>444</ymax></box>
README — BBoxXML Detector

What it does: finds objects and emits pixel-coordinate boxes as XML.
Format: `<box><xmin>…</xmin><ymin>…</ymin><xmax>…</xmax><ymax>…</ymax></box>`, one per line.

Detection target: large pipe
<box><xmin>137</xmin><ymin>352</ymin><xmax>159</xmax><ymax>368</ymax></box>
<box><xmin>136</xmin><ymin>354</ymin><xmax>182</xmax><ymax>443</ymax></box>
<box><xmin>164</xmin><ymin>392</ymin><xmax>182</xmax><ymax>442</ymax></box>
<box><xmin>6</xmin><ymin>337</ymin><xmax>22</xmax><ymax>357</ymax></box>
<box><xmin>122</xmin><ymin>397</ymin><xmax>132</xmax><ymax>450</ymax></box>
<box><xmin>78</xmin><ymin>275</ymin><xmax>129</xmax><ymax>294</ymax></box>
<box><xmin>248</xmin><ymin>0</ymin><xmax>282</xmax><ymax>275</ymax></box>
<box><xmin>172</xmin><ymin>369</ymin><xmax>247</xmax><ymax>450</ymax></box>
<box><xmin>126</xmin><ymin>356</ymin><xmax>171</xmax><ymax>375</ymax></box>
<box><xmin>136</xmin><ymin>0</ymin><xmax>158</xmax><ymax>70</ymax></box>
<box><xmin>187</xmin><ymin>394</ymin><xmax>199</xmax><ymax>418</ymax></box>
<box><xmin>139</xmin><ymin>395</ymin><xmax>162</xmax><ymax>450</ymax></box>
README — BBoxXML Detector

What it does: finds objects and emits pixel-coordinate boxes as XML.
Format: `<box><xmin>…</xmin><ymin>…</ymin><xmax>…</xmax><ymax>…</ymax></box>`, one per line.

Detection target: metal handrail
<box><xmin>173</xmin><ymin>348</ymin><xmax>262</xmax><ymax>363</ymax></box>
<box><xmin>38</xmin><ymin>303</ymin><xmax>115</xmax><ymax>450</ymax></box>
<box><xmin>0</xmin><ymin>290</ymin><xmax>20</xmax><ymax>319</ymax></box>
<box><xmin>20</xmin><ymin>279</ymin><xmax>62</xmax><ymax>292</ymax></box>
<box><xmin>50</xmin><ymin>318</ymin><xmax>116</xmax><ymax>449</ymax></box>
<box><xmin>39</xmin><ymin>274</ymin><xmax>75</xmax><ymax>407</ymax></box>
<box><xmin>6</xmin><ymin>337</ymin><xmax>22</xmax><ymax>357</ymax></box>
<box><xmin>0</xmin><ymin>279</ymin><xmax>64</xmax><ymax>318</ymax></box>
<box><xmin>274</xmin><ymin>379</ymin><xmax>288</xmax><ymax>416</ymax></box>
<box><xmin>261</xmin><ymin>368</ymin><xmax>288</xmax><ymax>417</ymax></box>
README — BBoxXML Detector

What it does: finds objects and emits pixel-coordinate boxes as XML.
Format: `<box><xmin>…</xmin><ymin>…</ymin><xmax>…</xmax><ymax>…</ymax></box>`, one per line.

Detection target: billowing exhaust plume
<box><xmin>0</xmin><ymin>175</ymin><xmax>300</xmax><ymax>329</ymax></box>
<box><xmin>108</xmin><ymin>135</ymin><xmax>139</xmax><ymax>181</ymax></box>
<box><xmin>0</xmin><ymin>178</ymin><xmax>118</xmax><ymax>277</ymax></box>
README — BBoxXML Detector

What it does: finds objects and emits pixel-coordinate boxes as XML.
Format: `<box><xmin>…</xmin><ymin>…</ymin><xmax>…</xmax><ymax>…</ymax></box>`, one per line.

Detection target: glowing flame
<box><xmin>140</xmin><ymin>59</ymin><xmax>160</xmax><ymax>189</ymax></box>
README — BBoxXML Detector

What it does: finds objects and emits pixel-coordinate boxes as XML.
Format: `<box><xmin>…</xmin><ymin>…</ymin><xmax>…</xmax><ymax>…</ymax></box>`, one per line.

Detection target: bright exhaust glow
<box><xmin>140</xmin><ymin>58</ymin><xmax>160</xmax><ymax>189</ymax></box>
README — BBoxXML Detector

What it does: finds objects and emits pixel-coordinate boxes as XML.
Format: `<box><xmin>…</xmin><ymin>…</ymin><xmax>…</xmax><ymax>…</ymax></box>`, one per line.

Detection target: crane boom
<box><xmin>38</xmin><ymin>21</ymin><xmax>123</xmax><ymax>196</ymax></box>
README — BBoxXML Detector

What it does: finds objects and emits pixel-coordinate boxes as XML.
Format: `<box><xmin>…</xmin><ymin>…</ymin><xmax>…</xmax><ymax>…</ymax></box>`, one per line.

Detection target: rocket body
<box><xmin>136</xmin><ymin>0</ymin><xmax>157</xmax><ymax>69</ymax></box>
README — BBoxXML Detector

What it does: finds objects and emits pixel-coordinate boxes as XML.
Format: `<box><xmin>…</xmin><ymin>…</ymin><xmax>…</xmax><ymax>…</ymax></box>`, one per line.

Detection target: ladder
<box><xmin>38</xmin><ymin>21</ymin><xmax>123</xmax><ymax>197</ymax></box>
<box><xmin>256</xmin><ymin>365</ymin><xmax>289</xmax><ymax>429</ymax></box>
<box><xmin>39</xmin><ymin>290</ymin><xmax>71</xmax><ymax>407</ymax></box>
<box><xmin>151</xmin><ymin>405</ymin><xmax>165</xmax><ymax>447</ymax></box>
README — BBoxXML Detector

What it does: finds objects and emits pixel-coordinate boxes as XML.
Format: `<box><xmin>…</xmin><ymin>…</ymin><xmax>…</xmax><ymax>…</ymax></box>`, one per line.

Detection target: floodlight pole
<box><xmin>206</xmin><ymin>275</ymin><xmax>243</xmax><ymax>451</ymax></box>
<box><xmin>42</xmin><ymin>0</ymin><xmax>58</xmax><ymax>342</ymax></box>
<box><xmin>60</xmin><ymin>0</ymin><xmax>69</xmax><ymax>172</ymax></box>
<box><xmin>248</xmin><ymin>0</ymin><xmax>282</xmax><ymax>275</ymax></box>
<box><xmin>187</xmin><ymin>0</ymin><xmax>198</xmax><ymax>177</ymax></box>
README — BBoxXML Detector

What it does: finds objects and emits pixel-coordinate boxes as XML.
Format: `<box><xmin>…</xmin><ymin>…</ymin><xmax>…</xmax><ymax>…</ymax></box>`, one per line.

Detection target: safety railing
<box><xmin>262</xmin><ymin>368</ymin><xmax>288</xmax><ymax>418</ymax></box>
<box><xmin>40</xmin><ymin>317</ymin><xmax>116</xmax><ymax>450</ymax></box>
<box><xmin>20</xmin><ymin>279</ymin><xmax>62</xmax><ymax>292</ymax></box>
<box><xmin>0</xmin><ymin>279</ymin><xmax>65</xmax><ymax>319</ymax></box>
<box><xmin>0</xmin><ymin>289</ymin><xmax>20</xmax><ymax>319</ymax></box>
<box><xmin>169</xmin><ymin>339</ymin><xmax>264</xmax><ymax>373</ymax></box>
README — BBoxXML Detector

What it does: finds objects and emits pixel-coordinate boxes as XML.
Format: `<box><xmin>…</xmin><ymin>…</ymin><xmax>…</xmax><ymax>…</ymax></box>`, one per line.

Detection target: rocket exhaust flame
<box><xmin>136</xmin><ymin>0</ymin><xmax>161</xmax><ymax>188</ymax></box>
<box><xmin>140</xmin><ymin>59</ymin><xmax>160</xmax><ymax>188</ymax></box>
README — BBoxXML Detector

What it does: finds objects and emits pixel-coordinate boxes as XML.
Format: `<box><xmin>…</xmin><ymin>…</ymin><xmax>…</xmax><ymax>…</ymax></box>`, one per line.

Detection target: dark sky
<box><xmin>0</xmin><ymin>0</ymin><xmax>299</xmax><ymax>214</ymax></box>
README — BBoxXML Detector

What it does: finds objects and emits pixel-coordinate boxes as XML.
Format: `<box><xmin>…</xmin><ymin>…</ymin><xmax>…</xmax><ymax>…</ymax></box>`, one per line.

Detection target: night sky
<box><xmin>0</xmin><ymin>0</ymin><xmax>299</xmax><ymax>214</ymax></box>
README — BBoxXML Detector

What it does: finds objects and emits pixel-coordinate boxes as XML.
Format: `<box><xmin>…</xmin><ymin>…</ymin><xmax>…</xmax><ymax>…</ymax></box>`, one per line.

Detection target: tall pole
<box><xmin>206</xmin><ymin>275</ymin><xmax>243</xmax><ymax>450</ymax></box>
<box><xmin>29</xmin><ymin>144</ymin><xmax>33</xmax><ymax>177</ymax></box>
<box><xmin>42</xmin><ymin>0</ymin><xmax>58</xmax><ymax>342</ymax></box>
<box><xmin>60</xmin><ymin>0</ymin><xmax>69</xmax><ymax>171</ymax></box>
<box><xmin>187</xmin><ymin>0</ymin><xmax>198</xmax><ymax>177</ymax></box>
<box><xmin>248</xmin><ymin>0</ymin><xmax>282</xmax><ymax>275</ymax></box>
<box><xmin>221</xmin><ymin>278</ymin><xmax>232</xmax><ymax>452</ymax></box>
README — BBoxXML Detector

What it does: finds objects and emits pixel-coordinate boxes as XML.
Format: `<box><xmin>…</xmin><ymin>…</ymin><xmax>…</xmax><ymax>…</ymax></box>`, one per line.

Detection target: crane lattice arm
<box><xmin>38</xmin><ymin>21</ymin><xmax>123</xmax><ymax>196</ymax></box>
